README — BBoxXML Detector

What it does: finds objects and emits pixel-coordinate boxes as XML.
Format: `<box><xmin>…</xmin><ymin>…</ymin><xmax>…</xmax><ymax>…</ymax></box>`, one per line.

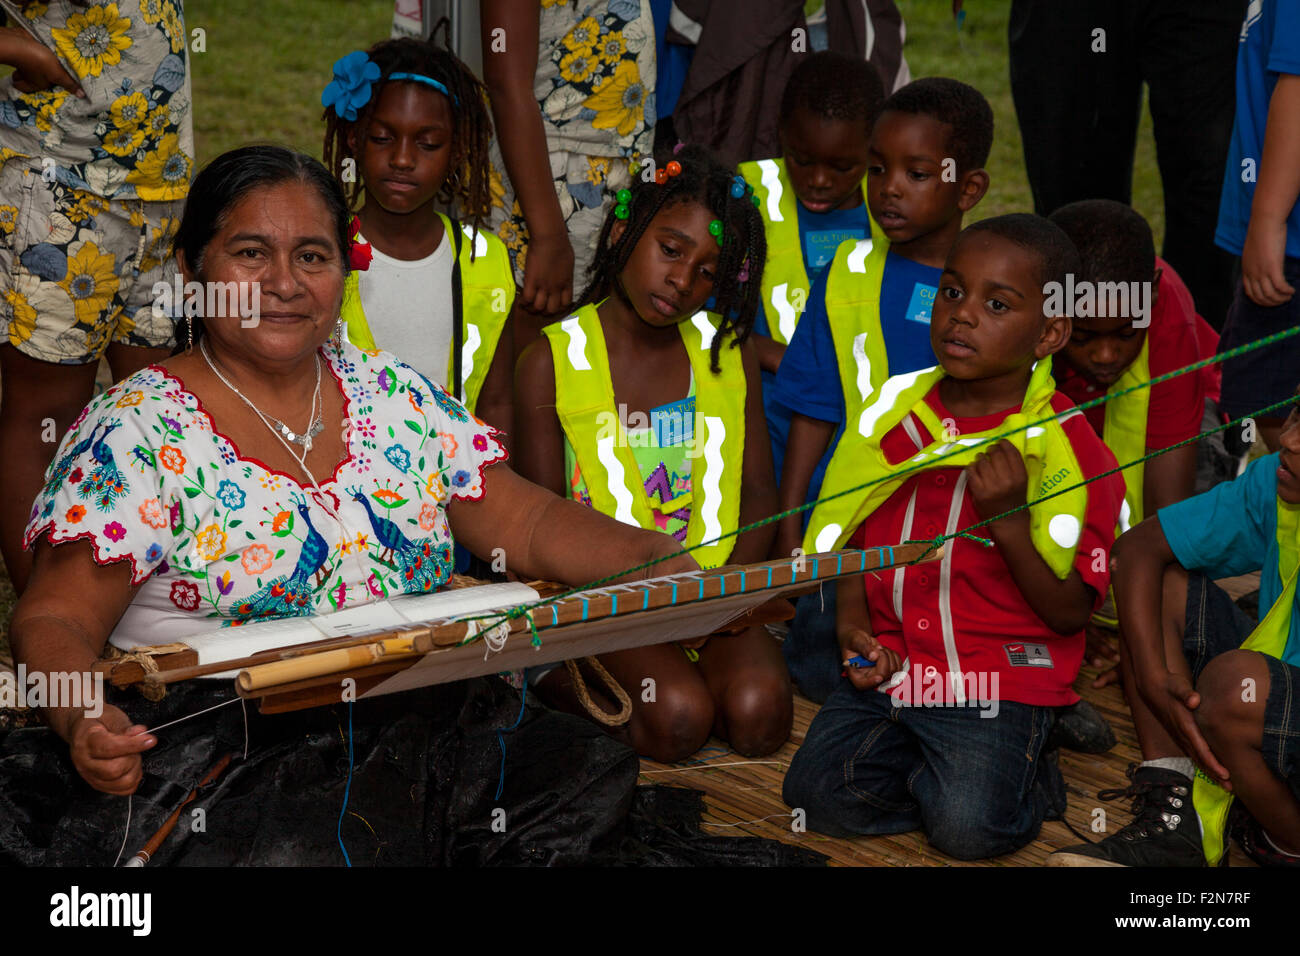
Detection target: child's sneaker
<box><xmin>1234</xmin><ymin>811</ymin><xmax>1300</xmax><ymax>868</ymax></box>
<box><xmin>1047</xmin><ymin>764</ymin><xmax>1206</xmax><ymax>866</ymax></box>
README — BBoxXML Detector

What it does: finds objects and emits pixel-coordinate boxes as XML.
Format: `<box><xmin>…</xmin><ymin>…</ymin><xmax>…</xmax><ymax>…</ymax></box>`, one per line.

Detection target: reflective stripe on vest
<box><xmin>1194</xmin><ymin>497</ymin><xmax>1300</xmax><ymax>865</ymax></box>
<box><xmin>544</xmin><ymin>303</ymin><xmax>746</xmax><ymax>569</ymax></box>
<box><xmin>824</xmin><ymin>232</ymin><xmax>891</xmax><ymax>418</ymax></box>
<box><xmin>738</xmin><ymin>157</ymin><xmax>872</xmax><ymax>346</ymax></box>
<box><xmin>339</xmin><ymin>212</ymin><xmax>514</xmax><ymax>414</ymax></box>
<box><xmin>804</xmin><ymin>358</ymin><xmax>1088</xmax><ymax>581</ymax></box>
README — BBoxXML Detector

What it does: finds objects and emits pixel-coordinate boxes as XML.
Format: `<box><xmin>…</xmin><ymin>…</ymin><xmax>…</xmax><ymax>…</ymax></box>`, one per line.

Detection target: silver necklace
<box><xmin>201</xmin><ymin>339</ymin><xmax>324</xmax><ymax>454</ymax></box>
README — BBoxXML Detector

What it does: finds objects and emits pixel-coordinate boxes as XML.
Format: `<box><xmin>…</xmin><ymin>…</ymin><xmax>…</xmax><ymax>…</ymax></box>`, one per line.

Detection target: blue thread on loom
<box><xmin>582</xmin><ymin>598</ymin><xmax>589</xmax><ymax>622</ymax></box>
<box><xmin>671</xmin><ymin>581</ymin><xmax>678</xmax><ymax>605</ymax></box>
<box><xmin>496</xmin><ymin>673</ymin><xmax>528</xmax><ymax>800</ymax></box>
<box><xmin>643</xmin><ymin>588</ymin><xmax>649</xmax><ymax>610</ymax></box>
<box><xmin>611</xmin><ymin>592</ymin><xmax>619</xmax><ymax>614</ymax></box>
<box><xmin>721</xmin><ymin>575</ymin><xmax>727</xmax><ymax>596</ymax></box>
<box><xmin>739</xmin><ymin>569</ymin><xmax>746</xmax><ymax>593</ymax></box>
<box><xmin>550</xmin><ymin>605</ymin><xmax>558</xmax><ymax>626</ymax></box>
<box><xmin>767</xmin><ymin>565</ymin><xmax>773</xmax><ymax>588</ymax></box>
<box><xmin>836</xmin><ymin>552</ymin><xmax>843</xmax><ymax>575</ymax></box>
<box><xmin>337</xmin><ymin>700</ymin><xmax>354</xmax><ymax>867</ymax></box>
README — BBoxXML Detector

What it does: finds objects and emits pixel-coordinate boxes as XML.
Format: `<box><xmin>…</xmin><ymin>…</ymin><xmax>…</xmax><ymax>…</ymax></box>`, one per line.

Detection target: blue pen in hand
<box><xmin>845</xmin><ymin>655</ymin><xmax>874</xmax><ymax>668</ymax></box>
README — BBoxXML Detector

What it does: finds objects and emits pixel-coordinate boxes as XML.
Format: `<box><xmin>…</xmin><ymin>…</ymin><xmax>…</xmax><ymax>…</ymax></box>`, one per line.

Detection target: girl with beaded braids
<box><xmin>514</xmin><ymin>144</ymin><xmax>791</xmax><ymax>763</ymax></box>
<box><xmin>320</xmin><ymin>28</ymin><xmax>515</xmax><ymax>435</ymax></box>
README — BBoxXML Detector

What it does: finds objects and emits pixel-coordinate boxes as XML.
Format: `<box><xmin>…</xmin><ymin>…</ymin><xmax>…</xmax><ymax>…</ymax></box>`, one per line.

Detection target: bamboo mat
<box><xmin>639</xmin><ymin>573</ymin><xmax>1262</xmax><ymax>867</ymax></box>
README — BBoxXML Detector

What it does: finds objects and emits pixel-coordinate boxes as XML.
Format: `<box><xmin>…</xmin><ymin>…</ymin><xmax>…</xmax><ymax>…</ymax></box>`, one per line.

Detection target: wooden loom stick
<box><xmin>123</xmin><ymin>753</ymin><xmax>234</xmax><ymax>866</ymax></box>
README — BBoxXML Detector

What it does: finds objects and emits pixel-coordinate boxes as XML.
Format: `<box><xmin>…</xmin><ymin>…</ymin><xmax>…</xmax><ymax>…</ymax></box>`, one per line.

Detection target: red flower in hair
<box><xmin>348</xmin><ymin>216</ymin><xmax>373</xmax><ymax>272</ymax></box>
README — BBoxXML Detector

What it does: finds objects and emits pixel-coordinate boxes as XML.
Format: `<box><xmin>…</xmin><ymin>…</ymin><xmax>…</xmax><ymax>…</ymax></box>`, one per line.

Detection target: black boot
<box><xmin>1048</xmin><ymin>699</ymin><xmax>1117</xmax><ymax>754</ymax></box>
<box><xmin>1048</xmin><ymin>764</ymin><xmax>1206</xmax><ymax>867</ymax></box>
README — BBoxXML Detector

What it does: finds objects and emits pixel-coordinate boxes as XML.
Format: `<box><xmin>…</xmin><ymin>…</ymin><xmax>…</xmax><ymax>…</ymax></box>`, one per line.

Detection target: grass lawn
<box><xmin>0</xmin><ymin>0</ymin><xmax>1169</xmax><ymax>663</ymax></box>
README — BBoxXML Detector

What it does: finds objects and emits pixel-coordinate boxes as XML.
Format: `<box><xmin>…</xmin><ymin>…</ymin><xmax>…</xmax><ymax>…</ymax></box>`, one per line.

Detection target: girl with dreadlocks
<box><xmin>514</xmin><ymin>144</ymin><xmax>791</xmax><ymax>763</ymax></box>
<box><xmin>321</xmin><ymin>31</ymin><xmax>515</xmax><ymax>433</ymax></box>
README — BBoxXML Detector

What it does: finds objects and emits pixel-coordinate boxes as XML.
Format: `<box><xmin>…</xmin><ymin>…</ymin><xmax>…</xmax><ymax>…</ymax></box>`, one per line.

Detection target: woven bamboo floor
<box><xmin>639</xmin><ymin>574</ymin><xmax>1262</xmax><ymax>867</ymax></box>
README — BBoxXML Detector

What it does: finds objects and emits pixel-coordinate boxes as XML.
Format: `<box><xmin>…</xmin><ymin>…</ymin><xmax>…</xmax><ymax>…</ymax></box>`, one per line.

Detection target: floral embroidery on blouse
<box><xmin>25</xmin><ymin>338</ymin><xmax>507</xmax><ymax>636</ymax></box>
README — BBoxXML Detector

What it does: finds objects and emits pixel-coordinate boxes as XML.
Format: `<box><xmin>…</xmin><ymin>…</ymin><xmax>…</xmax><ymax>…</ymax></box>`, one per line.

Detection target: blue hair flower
<box><xmin>322</xmin><ymin>50</ymin><xmax>382</xmax><ymax>121</ymax></box>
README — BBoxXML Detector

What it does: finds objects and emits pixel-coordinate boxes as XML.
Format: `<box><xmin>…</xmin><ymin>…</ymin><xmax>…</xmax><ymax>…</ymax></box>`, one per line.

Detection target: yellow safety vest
<box><xmin>340</xmin><ymin>212</ymin><xmax>514</xmax><ymax>414</ymax></box>
<box><xmin>821</xmin><ymin>229</ymin><xmax>893</xmax><ymax>419</ymax></box>
<box><xmin>544</xmin><ymin>303</ymin><xmax>746</xmax><ymax>570</ymax></box>
<box><xmin>1194</xmin><ymin>496</ymin><xmax>1300</xmax><ymax>865</ymax></box>
<box><xmin>738</xmin><ymin>157</ymin><xmax>872</xmax><ymax>346</ymax></box>
<box><xmin>804</xmin><ymin>357</ymin><xmax>1089</xmax><ymax>581</ymax></box>
<box><xmin>1101</xmin><ymin>335</ymin><xmax>1151</xmax><ymax>533</ymax></box>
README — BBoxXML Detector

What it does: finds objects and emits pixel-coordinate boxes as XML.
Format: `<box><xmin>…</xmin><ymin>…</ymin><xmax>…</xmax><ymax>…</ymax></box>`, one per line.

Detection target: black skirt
<box><xmin>0</xmin><ymin>676</ymin><xmax>824</xmax><ymax>867</ymax></box>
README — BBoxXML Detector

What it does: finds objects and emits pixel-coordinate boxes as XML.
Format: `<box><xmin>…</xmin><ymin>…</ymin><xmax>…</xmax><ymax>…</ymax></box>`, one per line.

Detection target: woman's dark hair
<box><xmin>322</xmin><ymin>23</ymin><xmax>494</xmax><ymax>232</ymax></box>
<box><xmin>578</xmin><ymin>144</ymin><xmax>767</xmax><ymax>372</ymax></box>
<box><xmin>171</xmin><ymin>145</ymin><xmax>352</xmax><ymax>350</ymax></box>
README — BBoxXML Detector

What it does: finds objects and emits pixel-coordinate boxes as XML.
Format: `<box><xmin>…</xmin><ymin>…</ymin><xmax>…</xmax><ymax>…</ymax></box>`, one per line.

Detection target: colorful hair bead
<box><xmin>666</xmin><ymin>160</ymin><xmax>682</xmax><ymax>177</ymax></box>
<box><xmin>615</xmin><ymin>203</ymin><xmax>630</xmax><ymax>219</ymax></box>
<box><xmin>616</xmin><ymin>188</ymin><xmax>631</xmax><ymax>204</ymax></box>
<box><xmin>730</xmin><ymin>174</ymin><xmax>746</xmax><ymax>199</ymax></box>
<box><xmin>673</xmin><ymin>141</ymin><xmax>686</xmax><ymax>154</ymax></box>
<box><xmin>655</xmin><ymin>167</ymin><xmax>668</xmax><ymax>184</ymax></box>
<box><xmin>709</xmin><ymin>218</ymin><xmax>723</xmax><ymax>246</ymax></box>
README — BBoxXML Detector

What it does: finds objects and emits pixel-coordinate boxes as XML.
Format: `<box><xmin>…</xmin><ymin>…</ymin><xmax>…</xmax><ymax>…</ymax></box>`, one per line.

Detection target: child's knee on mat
<box><xmin>720</xmin><ymin>676</ymin><xmax>793</xmax><ymax>757</ymax></box>
<box><xmin>1193</xmin><ymin>649</ymin><xmax>1269</xmax><ymax>751</ymax></box>
<box><xmin>630</xmin><ymin>683</ymin><xmax>714</xmax><ymax>763</ymax></box>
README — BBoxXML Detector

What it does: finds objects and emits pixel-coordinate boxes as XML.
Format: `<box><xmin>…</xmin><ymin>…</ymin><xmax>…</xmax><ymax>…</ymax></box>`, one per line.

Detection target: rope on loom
<box><xmin>454</xmin><ymin>320</ymin><xmax>1300</xmax><ymax>641</ymax></box>
<box><xmin>564</xmin><ymin>658</ymin><xmax>633</xmax><ymax>726</ymax></box>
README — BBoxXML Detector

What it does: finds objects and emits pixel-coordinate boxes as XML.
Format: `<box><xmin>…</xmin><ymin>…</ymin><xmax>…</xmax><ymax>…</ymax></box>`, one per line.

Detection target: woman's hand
<box><xmin>520</xmin><ymin>231</ymin><xmax>574</xmax><ymax>316</ymax></box>
<box><xmin>1</xmin><ymin>28</ymin><xmax>84</xmax><ymax>97</ymax></box>
<box><xmin>67</xmin><ymin>705</ymin><xmax>155</xmax><ymax>796</ymax></box>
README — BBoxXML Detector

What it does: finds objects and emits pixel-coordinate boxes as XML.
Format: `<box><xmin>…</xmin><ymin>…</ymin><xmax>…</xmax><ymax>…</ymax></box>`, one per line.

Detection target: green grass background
<box><xmin>0</xmin><ymin>0</ymin><xmax>1168</xmax><ymax>659</ymax></box>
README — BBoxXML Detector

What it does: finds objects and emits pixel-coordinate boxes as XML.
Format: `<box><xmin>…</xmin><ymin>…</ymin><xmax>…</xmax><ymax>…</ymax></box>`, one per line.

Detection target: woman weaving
<box><xmin>1</xmin><ymin>146</ymin><xmax>705</xmax><ymax>864</ymax></box>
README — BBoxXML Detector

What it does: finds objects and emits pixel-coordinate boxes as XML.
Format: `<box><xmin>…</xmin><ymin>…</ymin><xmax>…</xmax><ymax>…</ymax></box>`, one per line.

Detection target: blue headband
<box><xmin>322</xmin><ymin>51</ymin><xmax>458</xmax><ymax>122</ymax></box>
<box><xmin>388</xmin><ymin>72</ymin><xmax>458</xmax><ymax>105</ymax></box>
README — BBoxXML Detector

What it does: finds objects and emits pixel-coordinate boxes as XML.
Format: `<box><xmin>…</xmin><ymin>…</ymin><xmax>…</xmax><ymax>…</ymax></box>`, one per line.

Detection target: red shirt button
<box><xmin>918</xmin><ymin>574</ymin><xmax>929</xmax><ymax>586</ymax></box>
<box><xmin>934</xmin><ymin>474</ymin><xmax>947</xmax><ymax>486</ymax></box>
<box><xmin>917</xmin><ymin>618</ymin><xmax>930</xmax><ymax>631</ymax></box>
<box><xmin>925</xmin><ymin>524</ymin><xmax>938</xmax><ymax>537</ymax></box>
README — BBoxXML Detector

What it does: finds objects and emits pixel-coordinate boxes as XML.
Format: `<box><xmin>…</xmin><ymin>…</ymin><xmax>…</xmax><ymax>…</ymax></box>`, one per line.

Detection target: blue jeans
<box><xmin>782</xmin><ymin>587</ymin><xmax>844</xmax><ymax>704</ymax></box>
<box><xmin>783</xmin><ymin>681</ymin><xmax>1060</xmax><ymax>860</ymax></box>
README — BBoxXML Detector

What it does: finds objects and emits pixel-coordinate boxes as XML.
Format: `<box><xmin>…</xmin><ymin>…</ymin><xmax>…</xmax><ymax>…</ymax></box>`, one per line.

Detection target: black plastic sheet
<box><xmin>0</xmin><ymin>677</ymin><xmax>825</xmax><ymax>867</ymax></box>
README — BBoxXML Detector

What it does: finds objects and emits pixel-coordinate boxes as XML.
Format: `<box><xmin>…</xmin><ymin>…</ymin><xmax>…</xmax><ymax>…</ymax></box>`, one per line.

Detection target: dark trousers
<box><xmin>1008</xmin><ymin>0</ymin><xmax>1244</xmax><ymax>330</ymax></box>
<box><xmin>783</xmin><ymin>682</ymin><xmax>1060</xmax><ymax>860</ymax></box>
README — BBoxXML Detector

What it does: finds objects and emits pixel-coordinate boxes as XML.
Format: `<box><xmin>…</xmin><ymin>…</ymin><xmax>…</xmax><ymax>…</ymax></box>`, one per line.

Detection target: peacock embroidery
<box><xmin>77</xmin><ymin>421</ymin><xmax>129</xmax><ymax>511</ymax></box>
<box><xmin>348</xmin><ymin>486</ymin><xmax>450</xmax><ymax>593</ymax></box>
<box><xmin>230</xmin><ymin>492</ymin><xmax>331</xmax><ymax>621</ymax></box>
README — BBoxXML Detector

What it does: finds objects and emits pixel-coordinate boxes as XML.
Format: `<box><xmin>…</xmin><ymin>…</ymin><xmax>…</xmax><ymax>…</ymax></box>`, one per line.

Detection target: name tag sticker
<box><xmin>651</xmin><ymin>396</ymin><xmax>694</xmax><ymax>447</ymax></box>
<box><xmin>905</xmin><ymin>282</ymin><xmax>937</xmax><ymax>324</ymax></box>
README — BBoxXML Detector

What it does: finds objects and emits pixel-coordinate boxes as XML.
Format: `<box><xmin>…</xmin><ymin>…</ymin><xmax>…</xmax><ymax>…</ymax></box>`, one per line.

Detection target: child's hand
<box><xmin>520</xmin><ymin>232</ymin><xmax>574</xmax><ymax>316</ymax></box>
<box><xmin>965</xmin><ymin>440</ymin><xmax>1029</xmax><ymax>528</ymax></box>
<box><xmin>2</xmin><ymin>28</ymin><xmax>85</xmax><ymax>98</ymax></box>
<box><xmin>1085</xmin><ymin>620</ymin><xmax>1122</xmax><ymax>688</ymax></box>
<box><xmin>67</xmin><ymin>704</ymin><xmax>155</xmax><ymax>795</ymax></box>
<box><xmin>840</xmin><ymin>628</ymin><xmax>901</xmax><ymax>691</ymax></box>
<box><xmin>1242</xmin><ymin>216</ymin><xmax>1296</xmax><ymax>307</ymax></box>
<box><xmin>1137</xmin><ymin>670</ymin><xmax>1231</xmax><ymax>789</ymax></box>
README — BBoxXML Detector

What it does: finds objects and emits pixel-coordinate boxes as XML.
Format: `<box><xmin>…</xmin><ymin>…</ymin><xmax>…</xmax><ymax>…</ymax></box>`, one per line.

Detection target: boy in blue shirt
<box><xmin>771</xmin><ymin>78</ymin><xmax>992</xmax><ymax>702</ymax></box>
<box><xmin>740</xmin><ymin>51</ymin><xmax>886</xmax><ymax>478</ymax></box>
<box><xmin>1215</xmin><ymin>0</ymin><xmax>1300</xmax><ymax>453</ymax></box>
<box><xmin>1052</xmin><ymin>394</ymin><xmax>1300</xmax><ymax>868</ymax></box>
